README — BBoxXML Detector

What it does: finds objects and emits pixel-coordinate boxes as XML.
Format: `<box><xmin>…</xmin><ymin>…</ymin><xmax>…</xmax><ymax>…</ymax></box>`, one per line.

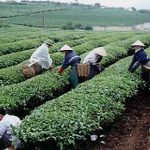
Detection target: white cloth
<box><xmin>29</xmin><ymin>43</ymin><xmax>52</xmax><ymax>69</ymax></box>
<box><xmin>83</xmin><ymin>50</ymin><xmax>100</xmax><ymax>65</ymax></box>
<box><xmin>0</xmin><ymin>114</ymin><xmax>21</xmax><ymax>139</ymax></box>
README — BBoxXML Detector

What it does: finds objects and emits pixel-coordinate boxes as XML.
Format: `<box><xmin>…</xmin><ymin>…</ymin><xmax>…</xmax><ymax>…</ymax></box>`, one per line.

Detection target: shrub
<box><xmin>15</xmin><ymin>56</ymin><xmax>141</xmax><ymax>150</ymax></box>
<box><xmin>84</xmin><ymin>26</ymin><xmax>93</xmax><ymax>30</ymax></box>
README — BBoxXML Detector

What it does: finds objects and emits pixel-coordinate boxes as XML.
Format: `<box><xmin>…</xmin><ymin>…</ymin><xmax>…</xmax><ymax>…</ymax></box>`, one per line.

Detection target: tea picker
<box><xmin>0</xmin><ymin>110</ymin><xmax>22</xmax><ymax>150</ymax></box>
<box><xmin>22</xmin><ymin>39</ymin><xmax>54</xmax><ymax>79</ymax></box>
<box><xmin>128</xmin><ymin>40</ymin><xmax>150</xmax><ymax>82</ymax></box>
<box><xmin>58</xmin><ymin>44</ymin><xmax>81</xmax><ymax>89</ymax></box>
<box><xmin>82</xmin><ymin>47</ymin><xmax>107</xmax><ymax>80</ymax></box>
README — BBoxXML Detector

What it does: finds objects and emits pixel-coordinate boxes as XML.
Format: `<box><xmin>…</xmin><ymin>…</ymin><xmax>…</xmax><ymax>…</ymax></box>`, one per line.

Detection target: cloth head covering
<box><xmin>29</xmin><ymin>43</ymin><xmax>52</xmax><ymax>69</ymax></box>
<box><xmin>44</xmin><ymin>39</ymin><xmax>54</xmax><ymax>46</ymax></box>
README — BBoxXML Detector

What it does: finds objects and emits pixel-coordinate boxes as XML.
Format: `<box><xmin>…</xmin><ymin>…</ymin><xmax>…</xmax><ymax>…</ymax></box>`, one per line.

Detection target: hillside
<box><xmin>1</xmin><ymin>1</ymin><xmax>150</xmax><ymax>28</ymax></box>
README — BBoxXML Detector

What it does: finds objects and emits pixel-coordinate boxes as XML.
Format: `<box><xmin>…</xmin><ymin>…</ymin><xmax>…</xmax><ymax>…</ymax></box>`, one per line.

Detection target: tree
<box><xmin>74</xmin><ymin>23</ymin><xmax>83</xmax><ymax>29</ymax></box>
<box><xmin>131</xmin><ymin>7</ymin><xmax>136</xmax><ymax>11</ymax></box>
<box><xmin>95</xmin><ymin>3</ymin><xmax>101</xmax><ymax>7</ymax></box>
<box><xmin>84</xmin><ymin>26</ymin><xmax>93</xmax><ymax>30</ymax></box>
<box><xmin>62</xmin><ymin>22</ymin><xmax>75</xmax><ymax>30</ymax></box>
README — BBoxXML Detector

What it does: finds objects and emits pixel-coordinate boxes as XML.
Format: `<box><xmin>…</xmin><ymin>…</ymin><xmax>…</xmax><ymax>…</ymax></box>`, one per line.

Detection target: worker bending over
<box><xmin>128</xmin><ymin>40</ymin><xmax>150</xmax><ymax>73</ymax></box>
<box><xmin>83</xmin><ymin>47</ymin><xmax>107</xmax><ymax>79</ymax></box>
<box><xmin>29</xmin><ymin>39</ymin><xmax>54</xmax><ymax>74</ymax></box>
<box><xmin>58</xmin><ymin>44</ymin><xmax>81</xmax><ymax>88</ymax></box>
<box><xmin>0</xmin><ymin>110</ymin><xmax>22</xmax><ymax>150</ymax></box>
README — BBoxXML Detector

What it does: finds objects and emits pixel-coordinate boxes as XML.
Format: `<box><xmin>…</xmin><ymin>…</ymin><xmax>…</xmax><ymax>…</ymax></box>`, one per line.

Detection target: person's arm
<box><xmin>129</xmin><ymin>61</ymin><xmax>141</xmax><ymax>73</ymax></box>
<box><xmin>58</xmin><ymin>56</ymin><xmax>69</xmax><ymax>74</ymax></box>
<box><xmin>0</xmin><ymin>122</ymin><xmax>7</xmax><ymax>139</ymax></box>
<box><xmin>128</xmin><ymin>56</ymin><xmax>137</xmax><ymax>72</ymax></box>
<box><xmin>96</xmin><ymin>56</ymin><xmax>103</xmax><ymax>63</ymax></box>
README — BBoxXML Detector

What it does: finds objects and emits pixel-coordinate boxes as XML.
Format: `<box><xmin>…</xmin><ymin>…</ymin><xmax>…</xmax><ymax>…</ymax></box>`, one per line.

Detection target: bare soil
<box><xmin>90</xmin><ymin>92</ymin><xmax>150</xmax><ymax>150</ymax></box>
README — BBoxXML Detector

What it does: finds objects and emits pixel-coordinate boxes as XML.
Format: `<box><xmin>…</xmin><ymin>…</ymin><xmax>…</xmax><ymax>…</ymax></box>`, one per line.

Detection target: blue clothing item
<box><xmin>62</xmin><ymin>51</ymin><xmax>81</xmax><ymax>69</ymax></box>
<box><xmin>128</xmin><ymin>49</ymin><xmax>150</xmax><ymax>73</ymax></box>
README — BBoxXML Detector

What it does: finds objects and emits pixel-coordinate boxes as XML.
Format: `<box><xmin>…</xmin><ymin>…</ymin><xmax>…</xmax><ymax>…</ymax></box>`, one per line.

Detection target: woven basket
<box><xmin>22</xmin><ymin>64</ymin><xmax>36</xmax><ymax>79</ymax></box>
<box><xmin>77</xmin><ymin>64</ymin><xmax>90</xmax><ymax>77</ymax></box>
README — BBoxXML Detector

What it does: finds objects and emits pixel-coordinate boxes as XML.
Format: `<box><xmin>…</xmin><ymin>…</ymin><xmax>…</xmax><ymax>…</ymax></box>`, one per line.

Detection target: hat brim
<box><xmin>59</xmin><ymin>49</ymin><xmax>73</xmax><ymax>52</ymax></box>
<box><xmin>131</xmin><ymin>44</ymin><xmax>145</xmax><ymax>47</ymax></box>
<box><xmin>93</xmin><ymin>47</ymin><xmax>107</xmax><ymax>56</ymax></box>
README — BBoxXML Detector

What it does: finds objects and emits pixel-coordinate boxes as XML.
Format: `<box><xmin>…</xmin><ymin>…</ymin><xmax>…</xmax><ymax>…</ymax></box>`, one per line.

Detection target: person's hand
<box><xmin>58</xmin><ymin>67</ymin><xmax>64</xmax><ymax>74</ymax></box>
<box><xmin>49</xmin><ymin>66</ymin><xmax>54</xmax><ymax>71</ymax></box>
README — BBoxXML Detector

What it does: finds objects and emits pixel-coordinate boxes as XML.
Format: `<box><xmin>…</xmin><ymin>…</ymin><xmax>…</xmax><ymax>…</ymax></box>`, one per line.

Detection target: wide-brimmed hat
<box><xmin>93</xmin><ymin>47</ymin><xmax>107</xmax><ymax>56</ymax></box>
<box><xmin>131</xmin><ymin>40</ymin><xmax>145</xmax><ymax>47</ymax></box>
<box><xmin>59</xmin><ymin>44</ymin><xmax>74</xmax><ymax>52</ymax></box>
<box><xmin>44</xmin><ymin>39</ymin><xmax>54</xmax><ymax>46</ymax></box>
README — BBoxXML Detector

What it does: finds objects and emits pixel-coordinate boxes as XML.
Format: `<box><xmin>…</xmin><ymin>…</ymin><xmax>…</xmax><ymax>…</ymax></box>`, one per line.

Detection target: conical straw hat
<box><xmin>59</xmin><ymin>44</ymin><xmax>74</xmax><ymax>51</ymax></box>
<box><xmin>131</xmin><ymin>40</ymin><xmax>145</xmax><ymax>47</ymax></box>
<box><xmin>93</xmin><ymin>47</ymin><xmax>107</xmax><ymax>56</ymax></box>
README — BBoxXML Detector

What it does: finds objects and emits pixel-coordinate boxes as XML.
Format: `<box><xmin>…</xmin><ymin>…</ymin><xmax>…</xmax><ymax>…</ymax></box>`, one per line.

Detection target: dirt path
<box><xmin>96</xmin><ymin>92</ymin><xmax>150</xmax><ymax>150</ymax></box>
<box><xmin>79</xmin><ymin>92</ymin><xmax>150</xmax><ymax>150</ymax></box>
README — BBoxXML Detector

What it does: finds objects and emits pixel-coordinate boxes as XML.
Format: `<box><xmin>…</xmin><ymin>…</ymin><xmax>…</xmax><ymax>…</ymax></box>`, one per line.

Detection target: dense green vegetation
<box><xmin>15</xmin><ymin>54</ymin><xmax>143</xmax><ymax>149</ymax></box>
<box><xmin>0</xmin><ymin>34</ymin><xmax>150</xmax><ymax>115</ymax></box>
<box><xmin>0</xmin><ymin>1</ymin><xmax>68</xmax><ymax>18</ymax></box>
<box><xmin>0</xmin><ymin>2</ymin><xmax>150</xmax><ymax>149</ymax></box>
<box><xmin>0</xmin><ymin>32</ymin><xmax>133</xmax><ymax>86</ymax></box>
<box><xmin>1</xmin><ymin>2</ymin><xmax>150</xmax><ymax>28</ymax></box>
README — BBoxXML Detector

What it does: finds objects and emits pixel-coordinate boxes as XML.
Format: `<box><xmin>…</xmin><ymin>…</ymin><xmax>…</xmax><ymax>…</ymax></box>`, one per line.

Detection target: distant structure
<box><xmin>75</xmin><ymin>0</ymin><xmax>78</xmax><ymax>3</ymax></box>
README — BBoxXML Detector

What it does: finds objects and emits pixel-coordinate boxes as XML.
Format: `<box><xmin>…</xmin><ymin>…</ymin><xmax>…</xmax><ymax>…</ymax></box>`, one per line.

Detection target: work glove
<box><xmin>58</xmin><ymin>67</ymin><xmax>64</xmax><ymax>74</ymax></box>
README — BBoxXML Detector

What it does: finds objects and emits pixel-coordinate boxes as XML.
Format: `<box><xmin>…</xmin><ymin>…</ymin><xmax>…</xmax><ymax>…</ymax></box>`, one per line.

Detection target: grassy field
<box><xmin>2</xmin><ymin>2</ymin><xmax>150</xmax><ymax>28</ymax></box>
<box><xmin>0</xmin><ymin>1</ymin><xmax>68</xmax><ymax>18</ymax></box>
<box><xmin>0</xmin><ymin>2</ymin><xmax>150</xmax><ymax>149</ymax></box>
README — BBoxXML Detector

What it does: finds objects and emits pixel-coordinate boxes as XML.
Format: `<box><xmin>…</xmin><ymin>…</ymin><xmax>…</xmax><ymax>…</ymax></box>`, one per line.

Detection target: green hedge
<box><xmin>0</xmin><ymin>34</ymin><xmax>149</xmax><ymax>113</ymax></box>
<box><xmin>0</xmin><ymin>67</ymin><xmax>70</xmax><ymax>111</ymax></box>
<box><xmin>0</xmin><ymin>38</ymin><xmax>45</xmax><ymax>55</ymax></box>
<box><xmin>0</xmin><ymin>33</ymin><xmax>149</xmax><ymax>87</ymax></box>
<box><xmin>0</xmin><ymin>31</ymin><xmax>86</xmax><ymax>56</ymax></box>
<box><xmin>0</xmin><ymin>32</ymin><xmax>123</xmax><ymax>69</ymax></box>
<box><xmin>0</xmin><ymin>34</ymin><xmax>124</xmax><ymax>86</ymax></box>
<box><xmin>0</xmin><ymin>37</ymin><xmax>87</xmax><ymax>69</ymax></box>
<box><xmin>15</xmin><ymin>55</ymin><xmax>142</xmax><ymax>150</ymax></box>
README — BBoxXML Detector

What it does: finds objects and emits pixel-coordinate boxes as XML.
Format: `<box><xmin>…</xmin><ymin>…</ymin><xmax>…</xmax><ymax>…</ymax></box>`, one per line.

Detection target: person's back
<box><xmin>29</xmin><ymin>43</ymin><xmax>52</xmax><ymax>69</ymax></box>
<box><xmin>83</xmin><ymin>47</ymin><xmax>107</xmax><ymax>79</ymax></box>
<box><xmin>0</xmin><ymin>114</ymin><xmax>21</xmax><ymax>137</ymax></box>
<box><xmin>0</xmin><ymin>114</ymin><xmax>21</xmax><ymax>150</ymax></box>
<box><xmin>83</xmin><ymin>50</ymin><xmax>99</xmax><ymax>64</ymax></box>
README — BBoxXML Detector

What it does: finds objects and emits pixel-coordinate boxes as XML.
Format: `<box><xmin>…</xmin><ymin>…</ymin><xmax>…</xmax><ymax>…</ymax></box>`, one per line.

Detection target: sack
<box><xmin>22</xmin><ymin>64</ymin><xmax>36</xmax><ymax>79</ymax></box>
<box><xmin>77</xmin><ymin>64</ymin><xmax>90</xmax><ymax>77</ymax></box>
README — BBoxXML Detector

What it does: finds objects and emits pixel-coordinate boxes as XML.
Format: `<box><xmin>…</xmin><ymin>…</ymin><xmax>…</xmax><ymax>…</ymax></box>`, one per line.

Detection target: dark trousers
<box><xmin>69</xmin><ymin>66</ymin><xmax>79</xmax><ymax>89</ymax></box>
<box><xmin>142</xmin><ymin>67</ymin><xmax>150</xmax><ymax>82</ymax></box>
<box><xmin>0</xmin><ymin>133</ymin><xmax>12</xmax><ymax>149</ymax></box>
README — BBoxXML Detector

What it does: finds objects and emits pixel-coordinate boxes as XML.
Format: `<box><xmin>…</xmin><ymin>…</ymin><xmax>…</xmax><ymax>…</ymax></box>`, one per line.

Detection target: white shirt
<box><xmin>29</xmin><ymin>43</ymin><xmax>52</xmax><ymax>69</ymax></box>
<box><xmin>83</xmin><ymin>50</ymin><xmax>100</xmax><ymax>65</ymax></box>
<box><xmin>0</xmin><ymin>114</ymin><xmax>21</xmax><ymax>139</ymax></box>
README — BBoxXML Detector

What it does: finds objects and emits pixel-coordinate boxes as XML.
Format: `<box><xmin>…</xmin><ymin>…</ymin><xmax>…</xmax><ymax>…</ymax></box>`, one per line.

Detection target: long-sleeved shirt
<box><xmin>0</xmin><ymin>114</ymin><xmax>21</xmax><ymax>139</ymax></box>
<box><xmin>128</xmin><ymin>49</ymin><xmax>150</xmax><ymax>72</ymax></box>
<box><xmin>29</xmin><ymin>43</ymin><xmax>52</xmax><ymax>69</ymax></box>
<box><xmin>83</xmin><ymin>50</ymin><xmax>103</xmax><ymax>65</ymax></box>
<box><xmin>62</xmin><ymin>51</ymin><xmax>81</xmax><ymax>69</ymax></box>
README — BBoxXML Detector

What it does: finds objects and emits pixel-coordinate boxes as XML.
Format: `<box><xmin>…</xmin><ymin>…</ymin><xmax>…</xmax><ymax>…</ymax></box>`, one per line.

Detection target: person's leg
<box><xmin>1</xmin><ymin>133</ymin><xmax>13</xmax><ymax>149</ymax></box>
<box><xmin>87</xmin><ymin>64</ymin><xmax>98</xmax><ymax>79</ymax></box>
<box><xmin>33</xmin><ymin>63</ymin><xmax>43</xmax><ymax>74</ymax></box>
<box><xmin>69</xmin><ymin>66</ymin><xmax>79</xmax><ymax>89</ymax></box>
<box><xmin>8</xmin><ymin>145</ymin><xmax>15</xmax><ymax>150</ymax></box>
